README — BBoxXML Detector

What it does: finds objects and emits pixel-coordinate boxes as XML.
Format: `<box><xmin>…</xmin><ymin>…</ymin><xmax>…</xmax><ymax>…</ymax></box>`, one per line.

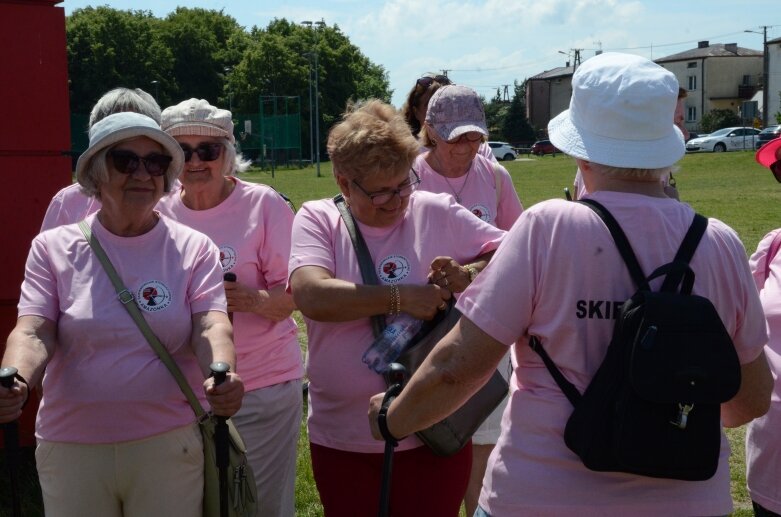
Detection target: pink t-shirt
<box><xmin>40</xmin><ymin>183</ymin><xmax>101</xmax><ymax>231</ymax></box>
<box><xmin>478</xmin><ymin>141</ymin><xmax>499</xmax><ymax>164</ymax></box>
<box><xmin>289</xmin><ymin>191</ymin><xmax>505</xmax><ymax>453</ymax></box>
<box><xmin>414</xmin><ymin>153</ymin><xmax>523</xmax><ymax>231</ymax></box>
<box><xmin>19</xmin><ymin>213</ymin><xmax>226</xmax><ymax>444</ymax></box>
<box><xmin>457</xmin><ymin>192</ymin><xmax>767</xmax><ymax>516</ymax></box>
<box><xmin>746</xmin><ymin>229</ymin><xmax>781</xmax><ymax>514</ymax></box>
<box><xmin>156</xmin><ymin>178</ymin><xmax>303</xmax><ymax>392</ymax></box>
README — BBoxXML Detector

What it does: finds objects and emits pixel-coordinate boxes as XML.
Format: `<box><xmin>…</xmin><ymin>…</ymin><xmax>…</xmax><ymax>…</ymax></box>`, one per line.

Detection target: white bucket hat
<box><xmin>75</xmin><ymin>112</ymin><xmax>185</xmax><ymax>192</ymax></box>
<box><xmin>548</xmin><ymin>52</ymin><xmax>684</xmax><ymax>169</ymax></box>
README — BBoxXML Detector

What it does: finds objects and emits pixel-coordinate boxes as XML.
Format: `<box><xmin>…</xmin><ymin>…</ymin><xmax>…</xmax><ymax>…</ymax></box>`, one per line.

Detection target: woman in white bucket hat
<box><xmin>370</xmin><ymin>52</ymin><xmax>771</xmax><ymax>516</ymax></box>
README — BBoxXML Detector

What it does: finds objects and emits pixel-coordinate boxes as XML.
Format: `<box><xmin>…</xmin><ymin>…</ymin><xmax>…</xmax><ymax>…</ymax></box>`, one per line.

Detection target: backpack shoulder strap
<box><xmin>333</xmin><ymin>194</ymin><xmax>386</xmax><ymax>337</ymax></box>
<box><xmin>529</xmin><ymin>336</ymin><xmax>582</xmax><ymax>406</ymax></box>
<box><xmin>577</xmin><ymin>199</ymin><xmax>647</xmax><ymax>289</ymax></box>
<box><xmin>658</xmin><ymin>213</ymin><xmax>708</xmax><ymax>293</ymax></box>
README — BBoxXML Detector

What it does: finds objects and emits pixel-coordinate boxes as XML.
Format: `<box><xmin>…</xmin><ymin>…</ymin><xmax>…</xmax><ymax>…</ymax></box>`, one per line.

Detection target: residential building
<box><xmin>525</xmin><ymin>65</ymin><xmax>573</xmax><ymax>136</ymax></box>
<box><xmin>656</xmin><ymin>41</ymin><xmax>762</xmax><ymax>131</ymax></box>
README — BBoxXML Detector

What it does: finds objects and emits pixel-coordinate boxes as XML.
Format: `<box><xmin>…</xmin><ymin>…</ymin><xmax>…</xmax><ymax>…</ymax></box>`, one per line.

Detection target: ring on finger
<box><xmin>438</xmin><ymin>302</ymin><xmax>447</xmax><ymax>310</ymax></box>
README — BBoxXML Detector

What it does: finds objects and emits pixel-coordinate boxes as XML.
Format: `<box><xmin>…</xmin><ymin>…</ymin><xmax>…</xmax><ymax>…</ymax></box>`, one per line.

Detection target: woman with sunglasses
<box><xmin>289</xmin><ymin>99</ymin><xmax>505</xmax><ymax>516</ymax></box>
<box><xmin>415</xmin><ymin>83</ymin><xmax>523</xmax><ymax>516</ymax></box>
<box><xmin>156</xmin><ymin>98</ymin><xmax>303</xmax><ymax>517</ymax></box>
<box><xmin>0</xmin><ymin>112</ymin><xmax>244</xmax><ymax>516</ymax></box>
<box><xmin>746</xmin><ymin>137</ymin><xmax>781</xmax><ymax>517</ymax></box>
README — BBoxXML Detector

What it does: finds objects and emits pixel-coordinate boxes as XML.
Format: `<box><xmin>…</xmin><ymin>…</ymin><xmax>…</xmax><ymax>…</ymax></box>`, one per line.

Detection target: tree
<box><xmin>501</xmin><ymin>81</ymin><xmax>535</xmax><ymax>145</ymax></box>
<box><xmin>67</xmin><ymin>7</ymin><xmax>172</xmax><ymax>113</ymax></box>
<box><xmin>700</xmin><ymin>109</ymin><xmax>741</xmax><ymax>133</ymax></box>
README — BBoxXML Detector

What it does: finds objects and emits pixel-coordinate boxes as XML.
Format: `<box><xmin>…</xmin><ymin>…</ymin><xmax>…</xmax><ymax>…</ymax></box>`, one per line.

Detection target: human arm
<box><xmin>190</xmin><ymin>310</ymin><xmax>244</xmax><ymax>417</ymax></box>
<box><xmin>428</xmin><ymin>251</ymin><xmax>496</xmax><ymax>294</ymax></box>
<box><xmin>368</xmin><ymin>316</ymin><xmax>508</xmax><ymax>440</ymax></box>
<box><xmin>0</xmin><ymin>316</ymin><xmax>56</xmax><ymax>422</ymax></box>
<box><xmin>291</xmin><ymin>265</ymin><xmax>450</xmax><ymax>322</ymax></box>
<box><xmin>721</xmin><ymin>350</ymin><xmax>773</xmax><ymax>428</ymax></box>
<box><xmin>224</xmin><ymin>282</ymin><xmax>295</xmax><ymax>322</ymax></box>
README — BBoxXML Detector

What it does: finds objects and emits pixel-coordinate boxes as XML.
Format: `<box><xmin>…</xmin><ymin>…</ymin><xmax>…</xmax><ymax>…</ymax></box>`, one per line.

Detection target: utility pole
<box><xmin>441</xmin><ymin>69</ymin><xmax>451</xmax><ymax>79</ymax></box>
<box><xmin>745</xmin><ymin>26</ymin><xmax>771</xmax><ymax>127</ymax></box>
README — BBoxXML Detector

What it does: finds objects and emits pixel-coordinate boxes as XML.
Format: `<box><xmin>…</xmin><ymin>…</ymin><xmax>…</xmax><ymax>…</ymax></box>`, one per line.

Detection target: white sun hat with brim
<box><xmin>75</xmin><ymin>112</ymin><xmax>185</xmax><ymax>191</ymax></box>
<box><xmin>548</xmin><ymin>52</ymin><xmax>685</xmax><ymax>169</ymax></box>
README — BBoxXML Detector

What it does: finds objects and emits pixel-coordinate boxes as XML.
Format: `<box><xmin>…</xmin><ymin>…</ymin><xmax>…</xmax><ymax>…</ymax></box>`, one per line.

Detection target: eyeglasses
<box><xmin>352</xmin><ymin>170</ymin><xmax>421</xmax><ymax>206</ymax></box>
<box><xmin>179</xmin><ymin>142</ymin><xmax>223</xmax><ymax>162</ymax></box>
<box><xmin>108</xmin><ymin>150</ymin><xmax>172</xmax><ymax>177</ymax></box>
<box><xmin>445</xmin><ymin>132</ymin><xmax>483</xmax><ymax>145</ymax></box>
<box><xmin>417</xmin><ymin>75</ymin><xmax>452</xmax><ymax>89</ymax></box>
<box><xmin>771</xmin><ymin>160</ymin><xmax>781</xmax><ymax>183</ymax></box>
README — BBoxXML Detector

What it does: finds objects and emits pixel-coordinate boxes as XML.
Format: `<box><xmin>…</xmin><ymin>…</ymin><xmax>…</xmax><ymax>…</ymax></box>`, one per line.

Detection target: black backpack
<box><xmin>530</xmin><ymin>199</ymin><xmax>741</xmax><ymax>481</ymax></box>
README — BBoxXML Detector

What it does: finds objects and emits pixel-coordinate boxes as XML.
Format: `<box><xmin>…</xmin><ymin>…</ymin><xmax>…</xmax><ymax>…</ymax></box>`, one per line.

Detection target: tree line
<box><xmin>66</xmin><ymin>6</ymin><xmax>536</xmax><ymax>158</ymax></box>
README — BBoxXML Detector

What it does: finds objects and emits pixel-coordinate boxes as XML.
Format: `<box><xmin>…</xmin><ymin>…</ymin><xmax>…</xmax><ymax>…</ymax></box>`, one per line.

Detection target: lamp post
<box><xmin>151</xmin><ymin>80</ymin><xmax>159</xmax><ymax>101</ymax></box>
<box><xmin>303</xmin><ymin>52</ymin><xmax>315</xmax><ymax>167</ymax></box>
<box><xmin>745</xmin><ymin>27</ymin><xmax>770</xmax><ymax>127</ymax></box>
<box><xmin>301</xmin><ymin>19</ymin><xmax>324</xmax><ymax>178</ymax></box>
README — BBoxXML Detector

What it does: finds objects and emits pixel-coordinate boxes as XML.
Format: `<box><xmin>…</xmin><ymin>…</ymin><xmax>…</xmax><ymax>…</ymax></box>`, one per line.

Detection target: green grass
<box><xmin>1</xmin><ymin>150</ymin><xmax>776</xmax><ymax>516</ymax></box>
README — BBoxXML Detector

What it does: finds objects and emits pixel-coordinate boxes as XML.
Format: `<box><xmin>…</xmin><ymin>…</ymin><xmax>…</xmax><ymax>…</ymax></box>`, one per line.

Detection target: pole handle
<box><xmin>210</xmin><ymin>362</ymin><xmax>230</xmax><ymax>385</ymax></box>
<box><xmin>0</xmin><ymin>366</ymin><xmax>18</xmax><ymax>389</ymax></box>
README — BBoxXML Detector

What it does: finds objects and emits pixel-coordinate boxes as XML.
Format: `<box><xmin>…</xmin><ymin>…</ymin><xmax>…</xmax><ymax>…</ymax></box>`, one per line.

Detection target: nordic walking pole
<box><xmin>377</xmin><ymin>363</ymin><xmax>407</xmax><ymax>517</ymax></box>
<box><xmin>0</xmin><ymin>366</ymin><xmax>22</xmax><ymax>517</ymax></box>
<box><xmin>223</xmin><ymin>273</ymin><xmax>236</xmax><ymax>324</ymax></box>
<box><xmin>210</xmin><ymin>361</ymin><xmax>230</xmax><ymax>517</ymax></box>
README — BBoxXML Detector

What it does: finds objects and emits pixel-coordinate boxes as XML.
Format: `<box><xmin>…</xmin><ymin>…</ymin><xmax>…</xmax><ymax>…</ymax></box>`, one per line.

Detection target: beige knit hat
<box><xmin>161</xmin><ymin>98</ymin><xmax>235</xmax><ymax>144</ymax></box>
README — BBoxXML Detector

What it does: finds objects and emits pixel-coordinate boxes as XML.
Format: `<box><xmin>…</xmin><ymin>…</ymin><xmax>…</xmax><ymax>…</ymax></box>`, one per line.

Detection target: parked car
<box><xmin>487</xmin><ymin>141</ymin><xmax>517</xmax><ymax>161</ymax></box>
<box><xmin>685</xmin><ymin>126</ymin><xmax>760</xmax><ymax>153</ymax></box>
<box><xmin>755</xmin><ymin>125</ymin><xmax>781</xmax><ymax>150</ymax></box>
<box><xmin>531</xmin><ymin>140</ymin><xmax>559</xmax><ymax>156</ymax></box>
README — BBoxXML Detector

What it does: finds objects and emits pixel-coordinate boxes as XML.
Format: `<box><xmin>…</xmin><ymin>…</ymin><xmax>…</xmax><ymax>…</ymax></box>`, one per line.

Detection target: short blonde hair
<box><xmin>327</xmin><ymin>99</ymin><xmax>419</xmax><ymax>182</ymax></box>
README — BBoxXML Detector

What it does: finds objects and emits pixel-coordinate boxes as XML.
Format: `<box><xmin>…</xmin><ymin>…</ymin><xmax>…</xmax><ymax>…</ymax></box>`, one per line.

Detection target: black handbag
<box><xmin>334</xmin><ymin>195</ymin><xmax>509</xmax><ymax>456</ymax></box>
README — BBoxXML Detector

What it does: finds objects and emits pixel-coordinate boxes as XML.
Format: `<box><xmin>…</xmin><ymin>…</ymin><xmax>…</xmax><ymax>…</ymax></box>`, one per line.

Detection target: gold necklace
<box><xmin>429</xmin><ymin>151</ymin><xmax>472</xmax><ymax>204</ymax></box>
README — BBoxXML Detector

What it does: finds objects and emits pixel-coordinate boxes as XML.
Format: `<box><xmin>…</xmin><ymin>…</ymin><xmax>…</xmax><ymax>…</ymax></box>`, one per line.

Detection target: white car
<box><xmin>685</xmin><ymin>127</ymin><xmax>760</xmax><ymax>153</ymax></box>
<box><xmin>487</xmin><ymin>141</ymin><xmax>517</xmax><ymax>161</ymax></box>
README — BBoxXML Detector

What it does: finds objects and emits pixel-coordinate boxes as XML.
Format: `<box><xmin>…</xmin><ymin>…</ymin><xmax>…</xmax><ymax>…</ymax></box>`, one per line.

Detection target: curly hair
<box><xmin>327</xmin><ymin>99</ymin><xmax>420</xmax><ymax>182</ymax></box>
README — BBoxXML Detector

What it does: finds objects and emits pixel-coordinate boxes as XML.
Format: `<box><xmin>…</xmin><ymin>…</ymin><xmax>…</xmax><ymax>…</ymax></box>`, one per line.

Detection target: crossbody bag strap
<box><xmin>78</xmin><ymin>220</ymin><xmax>207</xmax><ymax>420</ymax></box>
<box><xmin>492</xmin><ymin>162</ymin><xmax>503</xmax><ymax>209</ymax></box>
<box><xmin>333</xmin><ymin>194</ymin><xmax>386</xmax><ymax>338</ymax></box>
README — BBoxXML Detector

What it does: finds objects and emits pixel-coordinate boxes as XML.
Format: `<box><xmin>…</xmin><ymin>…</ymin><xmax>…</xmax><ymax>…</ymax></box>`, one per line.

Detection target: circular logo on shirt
<box><xmin>469</xmin><ymin>204</ymin><xmax>492</xmax><ymax>223</ymax></box>
<box><xmin>219</xmin><ymin>245</ymin><xmax>237</xmax><ymax>272</ymax></box>
<box><xmin>378</xmin><ymin>255</ymin><xmax>411</xmax><ymax>284</ymax></box>
<box><xmin>136</xmin><ymin>281</ymin><xmax>172</xmax><ymax>313</ymax></box>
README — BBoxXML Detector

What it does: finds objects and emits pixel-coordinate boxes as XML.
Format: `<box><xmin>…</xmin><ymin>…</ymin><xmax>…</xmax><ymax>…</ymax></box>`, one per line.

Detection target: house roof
<box><xmin>769</xmin><ymin>36</ymin><xmax>781</xmax><ymax>45</ymax></box>
<box><xmin>656</xmin><ymin>43</ymin><xmax>762</xmax><ymax>63</ymax></box>
<box><xmin>528</xmin><ymin>65</ymin><xmax>574</xmax><ymax>80</ymax></box>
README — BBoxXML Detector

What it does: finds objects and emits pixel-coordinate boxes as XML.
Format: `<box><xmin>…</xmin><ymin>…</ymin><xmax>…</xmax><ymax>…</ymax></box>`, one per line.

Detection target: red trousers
<box><xmin>310</xmin><ymin>441</ymin><xmax>472</xmax><ymax>517</ymax></box>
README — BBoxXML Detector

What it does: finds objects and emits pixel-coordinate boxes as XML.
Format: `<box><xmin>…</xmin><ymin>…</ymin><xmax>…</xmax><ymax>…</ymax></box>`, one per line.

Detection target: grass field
<box><xmin>1</xmin><ymin>150</ymin><xmax>777</xmax><ymax>516</ymax></box>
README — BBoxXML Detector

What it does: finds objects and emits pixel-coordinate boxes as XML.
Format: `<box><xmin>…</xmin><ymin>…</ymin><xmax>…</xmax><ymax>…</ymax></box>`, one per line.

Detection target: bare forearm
<box><xmin>721</xmin><ymin>350</ymin><xmax>772</xmax><ymax>428</ymax></box>
<box><xmin>253</xmin><ymin>285</ymin><xmax>296</xmax><ymax>321</ymax></box>
<box><xmin>191</xmin><ymin>312</ymin><xmax>236</xmax><ymax>376</ymax></box>
<box><xmin>294</xmin><ymin>277</ymin><xmax>393</xmax><ymax>322</ymax></box>
<box><xmin>2</xmin><ymin>316</ymin><xmax>56</xmax><ymax>387</ymax></box>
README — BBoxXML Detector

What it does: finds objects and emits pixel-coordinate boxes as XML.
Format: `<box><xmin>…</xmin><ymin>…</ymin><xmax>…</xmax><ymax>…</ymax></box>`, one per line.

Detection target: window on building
<box><xmin>687</xmin><ymin>106</ymin><xmax>696</xmax><ymax>122</ymax></box>
<box><xmin>742</xmin><ymin>75</ymin><xmax>751</xmax><ymax>86</ymax></box>
<box><xmin>687</xmin><ymin>62</ymin><xmax>697</xmax><ymax>68</ymax></box>
<box><xmin>687</xmin><ymin>76</ymin><xmax>697</xmax><ymax>91</ymax></box>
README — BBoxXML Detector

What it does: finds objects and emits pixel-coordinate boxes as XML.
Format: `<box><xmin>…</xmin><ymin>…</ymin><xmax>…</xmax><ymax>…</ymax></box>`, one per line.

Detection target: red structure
<box><xmin>0</xmin><ymin>0</ymin><xmax>71</xmax><ymax>447</ymax></box>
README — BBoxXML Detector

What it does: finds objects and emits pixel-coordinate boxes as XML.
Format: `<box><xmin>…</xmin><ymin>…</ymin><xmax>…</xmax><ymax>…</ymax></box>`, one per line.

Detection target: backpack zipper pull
<box><xmin>670</xmin><ymin>403</ymin><xmax>694</xmax><ymax>429</ymax></box>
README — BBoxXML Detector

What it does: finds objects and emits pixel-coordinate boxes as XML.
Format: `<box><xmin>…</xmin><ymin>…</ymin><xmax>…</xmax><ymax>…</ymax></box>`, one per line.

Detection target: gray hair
<box><xmin>590</xmin><ymin>162</ymin><xmax>672</xmax><ymax>181</ymax></box>
<box><xmin>218</xmin><ymin>137</ymin><xmax>252</xmax><ymax>177</ymax></box>
<box><xmin>89</xmin><ymin>88</ymin><xmax>162</xmax><ymax>127</ymax></box>
<box><xmin>79</xmin><ymin>143</ymin><xmax>178</xmax><ymax>198</ymax></box>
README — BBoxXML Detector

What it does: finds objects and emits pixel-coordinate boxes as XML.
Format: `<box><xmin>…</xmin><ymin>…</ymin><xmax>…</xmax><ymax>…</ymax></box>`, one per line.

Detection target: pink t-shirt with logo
<box><xmin>19</xmin><ymin>213</ymin><xmax>226</xmax><ymax>444</ymax></box>
<box><xmin>40</xmin><ymin>183</ymin><xmax>101</xmax><ymax>231</ymax></box>
<box><xmin>289</xmin><ymin>191</ymin><xmax>505</xmax><ymax>453</ymax></box>
<box><xmin>746</xmin><ymin>229</ymin><xmax>781</xmax><ymax>514</ymax></box>
<box><xmin>156</xmin><ymin>178</ymin><xmax>303</xmax><ymax>392</ymax></box>
<box><xmin>457</xmin><ymin>192</ymin><xmax>767</xmax><ymax>516</ymax></box>
<box><xmin>414</xmin><ymin>153</ymin><xmax>522</xmax><ymax>231</ymax></box>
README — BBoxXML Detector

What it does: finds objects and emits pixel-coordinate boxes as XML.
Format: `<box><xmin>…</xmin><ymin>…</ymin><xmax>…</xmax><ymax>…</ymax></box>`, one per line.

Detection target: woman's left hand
<box><xmin>204</xmin><ymin>371</ymin><xmax>245</xmax><ymax>417</ymax></box>
<box><xmin>428</xmin><ymin>256</ymin><xmax>471</xmax><ymax>293</ymax></box>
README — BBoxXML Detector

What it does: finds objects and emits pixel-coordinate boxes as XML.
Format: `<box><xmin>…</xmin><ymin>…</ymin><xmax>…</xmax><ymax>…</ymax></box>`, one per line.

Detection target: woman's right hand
<box><xmin>399</xmin><ymin>284</ymin><xmax>451</xmax><ymax>320</ymax></box>
<box><xmin>0</xmin><ymin>379</ymin><xmax>28</xmax><ymax>423</ymax></box>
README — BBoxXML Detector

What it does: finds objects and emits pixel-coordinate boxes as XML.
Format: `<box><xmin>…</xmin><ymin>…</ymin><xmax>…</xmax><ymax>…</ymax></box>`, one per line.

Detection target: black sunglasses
<box><xmin>417</xmin><ymin>75</ymin><xmax>452</xmax><ymax>89</ymax></box>
<box><xmin>769</xmin><ymin>160</ymin><xmax>781</xmax><ymax>183</ymax></box>
<box><xmin>180</xmin><ymin>142</ymin><xmax>223</xmax><ymax>162</ymax></box>
<box><xmin>109</xmin><ymin>150</ymin><xmax>172</xmax><ymax>177</ymax></box>
<box><xmin>352</xmin><ymin>170</ymin><xmax>421</xmax><ymax>206</ymax></box>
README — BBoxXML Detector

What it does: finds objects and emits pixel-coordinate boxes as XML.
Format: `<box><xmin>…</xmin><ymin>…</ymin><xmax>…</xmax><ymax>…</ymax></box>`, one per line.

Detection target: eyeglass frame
<box><xmin>108</xmin><ymin>149</ymin><xmax>172</xmax><ymax>177</ymax></box>
<box><xmin>179</xmin><ymin>142</ymin><xmax>223</xmax><ymax>162</ymax></box>
<box><xmin>442</xmin><ymin>132</ymin><xmax>484</xmax><ymax>145</ymax></box>
<box><xmin>351</xmin><ymin>169</ymin><xmax>421</xmax><ymax>206</ymax></box>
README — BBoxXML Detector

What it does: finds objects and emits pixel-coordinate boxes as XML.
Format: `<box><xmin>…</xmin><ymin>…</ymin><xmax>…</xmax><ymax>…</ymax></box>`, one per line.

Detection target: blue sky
<box><xmin>60</xmin><ymin>0</ymin><xmax>780</xmax><ymax>108</ymax></box>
